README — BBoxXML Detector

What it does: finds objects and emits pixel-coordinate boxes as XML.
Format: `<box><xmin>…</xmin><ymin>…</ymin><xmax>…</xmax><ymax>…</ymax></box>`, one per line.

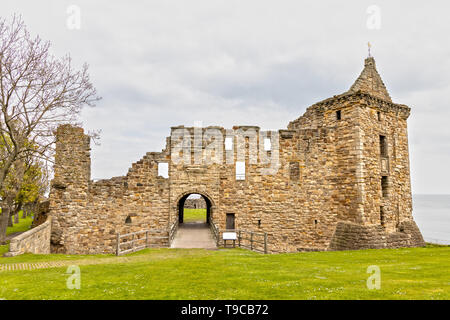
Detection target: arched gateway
<box><xmin>49</xmin><ymin>56</ymin><xmax>425</xmax><ymax>255</ymax></box>
<box><xmin>175</xmin><ymin>191</ymin><xmax>215</xmax><ymax>224</ymax></box>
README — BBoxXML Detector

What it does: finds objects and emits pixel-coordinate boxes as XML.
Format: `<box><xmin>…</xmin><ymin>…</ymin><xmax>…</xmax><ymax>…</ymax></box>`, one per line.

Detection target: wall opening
<box><xmin>236</xmin><ymin>161</ymin><xmax>245</xmax><ymax>180</ymax></box>
<box><xmin>158</xmin><ymin>162</ymin><xmax>169</xmax><ymax>178</ymax></box>
<box><xmin>177</xmin><ymin>193</ymin><xmax>212</xmax><ymax>225</ymax></box>
<box><xmin>125</xmin><ymin>216</ymin><xmax>132</xmax><ymax>224</ymax></box>
<box><xmin>225</xmin><ymin>137</ymin><xmax>233</xmax><ymax>151</ymax></box>
<box><xmin>380</xmin><ymin>135</ymin><xmax>388</xmax><ymax>157</ymax></box>
<box><xmin>380</xmin><ymin>206</ymin><xmax>386</xmax><ymax>227</ymax></box>
<box><xmin>336</xmin><ymin>110</ymin><xmax>341</xmax><ymax>120</ymax></box>
<box><xmin>377</xmin><ymin>111</ymin><xmax>381</xmax><ymax>121</ymax></box>
<box><xmin>381</xmin><ymin>176</ymin><xmax>389</xmax><ymax>198</ymax></box>
<box><xmin>226</xmin><ymin>213</ymin><xmax>235</xmax><ymax>230</ymax></box>
<box><xmin>263</xmin><ymin>138</ymin><xmax>271</xmax><ymax>151</ymax></box>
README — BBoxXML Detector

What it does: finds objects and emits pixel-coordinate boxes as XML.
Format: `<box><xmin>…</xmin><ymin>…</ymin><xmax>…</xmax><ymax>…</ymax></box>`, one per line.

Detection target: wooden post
<box><xmin>146</xmin><ymin>231</ymin><xmax>149</xmax><ymax>248</ymax></box>
<box><xmin>238</xmin><ymin>230</ymin><xmax>241</xmax><ymax>248</ymax></box>
<box><xmin>116</xmin><ymin>233</ymin><xmax>120</xmax><ymax>256</ymax></box>
<box><xmin>132</xmin><ymin>233</ymin><xmax>135</xmax><ymax>251</ymax></box>
<box><xmin>216</xmin><ymin>229</ymin><xmax>220</xmax><ymax>247</ymax></box>
<box><xmin>250</xmin><ymin>232</ymin><xmax>253</xmax><ymax>251</ymax></box>
<box><xmin>264</xmin><ymin>232</ymin><xmax>268</xmax><ymax>254</ymax></box>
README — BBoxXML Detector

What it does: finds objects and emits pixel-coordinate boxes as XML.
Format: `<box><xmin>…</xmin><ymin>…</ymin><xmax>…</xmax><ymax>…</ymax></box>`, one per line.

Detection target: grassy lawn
<box><xmin>183</xmin><ymin>208</ymin><xmax>206</xmax><ymax>223</ymax></box>
<box><xmin>6</xmin><ymin>213</ymin><xmax>33</xmax><ymax>236</ymax></box>
<box><xmin>0</xmin><ymin>245</ymin><xmax>449</xmax><ymax>300</ymax></box>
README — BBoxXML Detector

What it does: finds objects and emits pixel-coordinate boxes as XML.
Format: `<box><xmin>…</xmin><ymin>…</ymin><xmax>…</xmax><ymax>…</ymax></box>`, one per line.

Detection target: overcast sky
<box><xmin>3</xmin><ymin>0</ymin><xmax>450</xmax><ymax>194</ymax></box>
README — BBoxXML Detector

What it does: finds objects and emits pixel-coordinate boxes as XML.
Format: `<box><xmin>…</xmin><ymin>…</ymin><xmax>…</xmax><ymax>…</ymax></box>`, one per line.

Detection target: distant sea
<box><xmin>413</xmin><ymin>194</ymin><xmax>450</xmax><ymax>244</ymax></box>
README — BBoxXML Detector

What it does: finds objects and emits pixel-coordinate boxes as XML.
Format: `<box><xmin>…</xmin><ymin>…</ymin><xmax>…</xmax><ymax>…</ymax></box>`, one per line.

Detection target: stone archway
<box><xmin>176</xmin><ymin>192</ymin><xmax>215</xmax><ymax>224</ymax></box>
<box><xmin>171</xmin><ymin>191</ymin><xmax>217</xmax><ymax>249</ymax></box>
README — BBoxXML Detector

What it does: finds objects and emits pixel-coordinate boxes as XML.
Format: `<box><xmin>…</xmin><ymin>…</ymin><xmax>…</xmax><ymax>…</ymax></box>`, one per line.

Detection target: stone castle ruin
<box><xmin>49</xmin><ymin>56</ymin><xmax>425</xmax><ymax>254</ymax></box>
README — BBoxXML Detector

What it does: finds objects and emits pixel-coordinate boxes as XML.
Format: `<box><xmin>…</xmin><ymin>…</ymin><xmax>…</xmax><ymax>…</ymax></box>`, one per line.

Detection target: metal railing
<box><xmin>169</xmin><ymin>220</ymin><xmax>179</xmax><ymax>245</ymax></box>
<box><xmin>210</xmin><ymin>222</ymin><xmax>220</xmax><ymax>247</ymax></box>
<box><xmin>216</xmin><ymin>228</ymin><xmax>268</xmax><ymax>254</ymax></box>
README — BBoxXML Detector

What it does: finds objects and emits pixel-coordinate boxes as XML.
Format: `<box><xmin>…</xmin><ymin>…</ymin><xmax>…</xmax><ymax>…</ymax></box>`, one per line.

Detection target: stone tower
<box><xmin>50</xmin><ymin>125</ymin><xmax>91</xmax><ymax>253</ymax></box>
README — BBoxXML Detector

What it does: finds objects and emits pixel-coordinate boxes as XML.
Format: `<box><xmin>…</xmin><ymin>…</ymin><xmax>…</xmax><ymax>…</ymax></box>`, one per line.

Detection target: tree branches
<box><xmin>0</xmin><ymin>14</ymin><xmax>100</xmax><ymax>195</ymax></box>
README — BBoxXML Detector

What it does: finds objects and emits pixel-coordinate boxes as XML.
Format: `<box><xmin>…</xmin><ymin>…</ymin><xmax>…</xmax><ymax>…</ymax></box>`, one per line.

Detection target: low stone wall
<box><xmin>4</xmin><ymin>217</ymin><xmax>52</xmax><ymax>257</ymax></box>
<box><xmin>328</xmin><ymin>220</ymin><xmax>425</xmax><ymax>251</ymax></box>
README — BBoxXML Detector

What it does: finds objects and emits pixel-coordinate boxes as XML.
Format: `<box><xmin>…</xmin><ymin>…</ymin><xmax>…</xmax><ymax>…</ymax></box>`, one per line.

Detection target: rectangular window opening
<box><xmin>380</xmin><ymin>206</ymin><xmax>386</xmax><ymax>227</ymax></box>
<box><xmin>377</xmin><ymin>111</ymin><xmax>382</xmax><ymax>121</ymax></box>
<box><xmin>263</xmin><ymin>138</ymin><xmax>271</xmax><ymax>151</ymax></box>
<box><xmin>336</xmin><ymin>110</ymin><xmax>341</xmax><ymax>120</ymax></box>
<box><xmin>235</xmin><ymin>161</ymin><xmax>245</xmax><ymax>180</ymax></box>
<box><xmin>381</xmin><ymin>176</ymin><xmax>388</xmax><ymax>198</ymax></box>
<box><xmin>225</xmin><ymin>137</ymin><xmax>233</xmax><ymax>151</ymax></box>
<box><xmin>380</xmin><ymin>135</ymin><xmax>388</xmax><ymax>157</ymax></box>
<box><xmin>158</xmin><ymin>162</ymin><xmax>169</xmax><ymax>178</ymax></box>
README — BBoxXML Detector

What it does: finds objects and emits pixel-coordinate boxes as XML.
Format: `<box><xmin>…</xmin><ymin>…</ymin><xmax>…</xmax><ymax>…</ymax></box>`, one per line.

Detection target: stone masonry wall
<box><xmin>48</xmin><ymin>57</ymin><xmax>425</xmax><ymax>254</ymax></box>
<box><xmin>50</xmin><ymin>125</ymin><xmax>171</xmax><ymax>254</ymax></box>
<box><xmin>184</xmin><ymin>198</ymin><xmax>207</xmax><ymax>209</ymax></box>
<box><xmin>329</xmin><ymin>220</ymin><xmax>425</xmax><ymax>250</ymax></box>
<box><xmin>5</xmin><ymin>217</ymin><xmax>52</xmax><ymax>256</ymax></box>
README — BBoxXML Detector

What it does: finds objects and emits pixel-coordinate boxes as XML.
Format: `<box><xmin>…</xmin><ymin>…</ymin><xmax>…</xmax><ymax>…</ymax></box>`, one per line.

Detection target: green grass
<box><xmin>0</xmin><ymin>243</ymin><xmax>9</xmax><ymax>256</ymax></box>
<box><xmin>6</xmin><ymin>213</ymin><xmax>33</xmax><ymax>236</ymax></box>
<box><xmin>183</xmin><ymin>208</ymin><xmax>206</xmax><ymax>223</ymax></box>
<box><xmin>0</xmin><ymin>245</ymin><xmax>449</xmax><ymax>300</ymax></box>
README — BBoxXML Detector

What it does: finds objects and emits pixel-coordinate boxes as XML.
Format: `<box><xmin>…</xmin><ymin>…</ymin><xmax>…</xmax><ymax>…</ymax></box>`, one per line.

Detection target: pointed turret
<box><xmin>347</xmin><ymin>57</ymin><xmax>392</xmax><ymax>102</ymax></box>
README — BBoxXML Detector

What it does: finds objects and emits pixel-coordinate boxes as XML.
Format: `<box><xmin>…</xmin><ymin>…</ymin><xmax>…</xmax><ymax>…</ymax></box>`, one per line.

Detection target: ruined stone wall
<box><xmin>184</xmin><ymin>198</ymin><xmax>207</xmax><ymax>209</ymax></box>
<box><xmin>50</xmin><ymin>125</ymin><xmax>171</xmax><ymax>254</ymax></box>
<box><xmin>48</xmin><ymin>64</ymin><xmax>424</xmax><ymax>254</ymax></box>
<box><xmin>5</xmin><ymin>217</ymin><xmax>52</xmax><ymax>256</ymax></box>
<box><xmin>50</xmin><ymin>125</ymin><xmax>91</xmax><ymax>253</ymax></box>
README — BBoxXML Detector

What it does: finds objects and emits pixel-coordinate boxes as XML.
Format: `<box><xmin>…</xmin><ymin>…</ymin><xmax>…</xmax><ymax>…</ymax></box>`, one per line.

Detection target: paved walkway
<box><xmin>0</xmin><ymin>256</ymin><xmax>133</xmax><ymax>272</ymax></box>
<box><xmin>170</xmin><ymin>222</ymin><xmax>217</xmax><ymax>249</ymax></box>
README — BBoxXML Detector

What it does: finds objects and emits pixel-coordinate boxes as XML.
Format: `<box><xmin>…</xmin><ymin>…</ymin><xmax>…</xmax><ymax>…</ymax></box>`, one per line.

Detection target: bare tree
<box><xmin>0</xmin><ymin>14</ymin><xmax>100</xmax><ymax>241</ymax></box>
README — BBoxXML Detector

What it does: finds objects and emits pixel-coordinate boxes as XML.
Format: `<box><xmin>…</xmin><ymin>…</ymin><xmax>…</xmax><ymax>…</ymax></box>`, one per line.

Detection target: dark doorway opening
<box><xmin>226</xmin><ymin>213</ymin><xmax>235</xmax><ymax>230</ymax></box>
<box><xmin>178</xmin><ymin>193</ymin><xmax>212</xmax><ymax>224</ymax></box>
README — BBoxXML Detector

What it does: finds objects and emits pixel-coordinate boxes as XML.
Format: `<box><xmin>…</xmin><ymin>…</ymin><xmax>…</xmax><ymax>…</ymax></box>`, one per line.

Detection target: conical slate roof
<box><xmin>347</xmin><ymin>57</ymin><xmax>392</xmax><ymax>102</ymax></box>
